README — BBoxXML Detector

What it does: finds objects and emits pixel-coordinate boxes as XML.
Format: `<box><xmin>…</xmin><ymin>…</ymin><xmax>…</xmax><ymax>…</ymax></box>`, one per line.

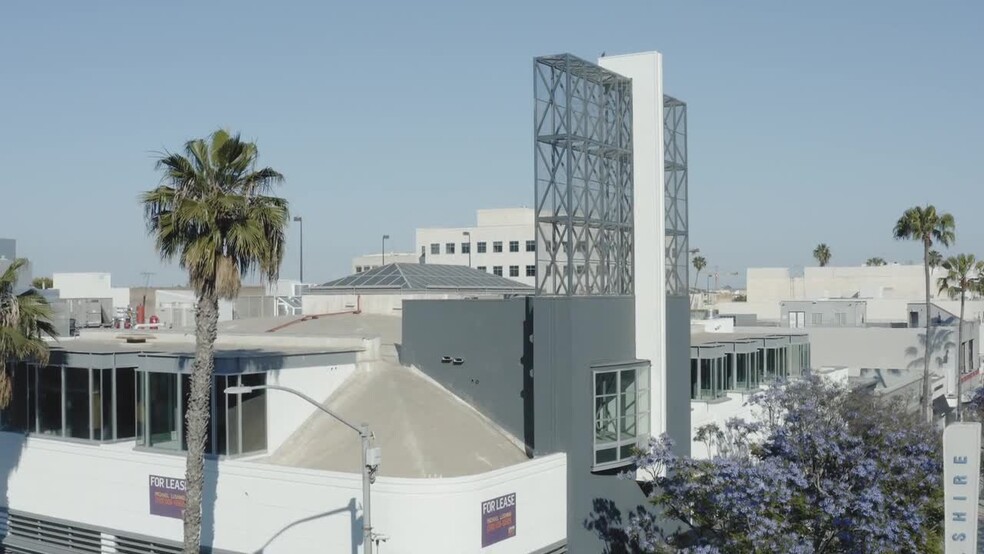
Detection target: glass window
<box><xmin>526</xmin><ymin>265</ymin><xmax>536</xmax><ymax>277</ymax></box>
<box><xmin>37</xmin><ymin>366</ymin><xmax>62</xmax><ymax>436</ymax></box>
<box><xmin>116</xmin><ymin>368</ymin><xmax>136</xmax><ymax>439</ymax></box>
<box><xmin>700</xmin><ymin>358</ymin><xmax>713</xmax><ymax>399</ymax></box>
<box><xmin>493</xmin><ymin>241</ymin><xmax>503</xmax><ymax>253</ymax></box>
<box><xmin>477</xmin><ymin>241</ymin><xmax>487</xmax><ymax>253</ymax></box>
<box><xmin>593</xmin><ymin>364</ymin><xmax>649</xmax><ymax>469</ymax></box>
<box><xmin>136</xmin><ymin>371</ymin><xmax>145</xmax><ymax>444</ymax></box>
<box><xmin>493</xmin><ymin>266</ymin><xmax>503</xmax><ymax>276</ymax></box>
<box><xmin>1</xmin><ymin>362</ymin><xmax>29</xmax><ymax>432</ymax></box>
<box><xmin>461</xmin><ymin>242</ymin><xmax>470</xmax><ymax>254</ymax></box>
<box><xmin>445</xmin><ymin>242</ymin><xmax>455</xmax><ymax>254</ymax></box>
<box><xmin>765</xmin><ymin>348</ymin><xmax>777</xmax><ymax>380</ymax></box>
<box><xmin>690</xmin><ymin>358</ymin><xmax>699</xmax><ymax>399</ymax></box>
<box><xmin>811</xmin><ymin>313</ymin><xmax>823</xmax><ymax>325</ymax></box>
<box><xmin>148</xmin><ymin>373</ymin><xmax>179</xmax><ymax>450</ymax></box>
<box><xmin>736</xmin><ymin>353</ymin><xmax>749</xmax><ymax>389</ymax></box>
<box><xmin>509</xmin><ymin>266</ymin><xmax>519</xmax><ymax>277</ymax></box>
<box><xmin>724</xmin><ymin>354</ymin><xmax>735</xmax><ymax>391</ymax></box>
<box><xmin>65</xmin><ymin>367</ymin><xmax>90</xmax><ymax>439</ymax></box>
<box><xmin>240</xmin><ymin>373</ymin><xmax>267</xmax><ymax>453</ymax></box>
<box><xmin>509</xmin><ymin>241</ymin><xmax>519</xmax><ymax>253</ymax></box>
<box><xmin>477</xmin><ymin>266</ymin><xmax>487</xmax><ymax>272</ymax></box>
<box><xmin>430</xmin><ymin>243</ymin><xmax>439</xmax><ymax>255</ymax></box>
<box><xmin>526</xmin><ymin>240</ymin><xmax>536</xmax><ymax>252</ymax></box>
<box><xmin>835</xmin><ymin>312</ymin><xmax>846</xmax><ymax>325</ymax></box>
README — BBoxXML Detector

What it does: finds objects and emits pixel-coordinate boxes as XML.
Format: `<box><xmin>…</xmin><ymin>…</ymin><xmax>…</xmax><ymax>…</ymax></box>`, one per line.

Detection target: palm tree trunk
<box><xmin>923</xmin><ymin>242</ymin><xmax>932</xmax><ymax>424</ymax></box>
<box><xmin>957</xmin><ymin>292</ymin><xmax>965</xmax><ymax>421</ymax></box>
<box><xmin>183</xmin><ymin>291</ymin><xmax>218</xmax><ymax>553</ymax></box>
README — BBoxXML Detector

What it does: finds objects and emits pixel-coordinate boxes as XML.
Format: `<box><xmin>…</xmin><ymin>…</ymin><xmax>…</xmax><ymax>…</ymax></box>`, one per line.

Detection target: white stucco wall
<box><xmin>52</xmin><ymin>272</ymin><xmax>113</xmax><ymax>299</ymax></box>
<box><xmin>266</xmin><ymin>363</ymin><xmax>356</xmax><ymax>452</ymax></box>
<box><xmin>0</xmin><ymin>434</ymin><xmax>566</xmax><ymax>553</ymax></box>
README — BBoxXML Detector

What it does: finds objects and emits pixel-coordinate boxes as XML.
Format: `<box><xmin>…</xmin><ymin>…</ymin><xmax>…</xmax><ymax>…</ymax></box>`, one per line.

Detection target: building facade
<box><xmin>351</xmin><ymin>252</ymin><xmax>419</xmax><ymax>274</ymax></box>
<box><xmin>415</xmin><ymin>208</ymin><xmax>537</xmax><ymax>287</ymax></box>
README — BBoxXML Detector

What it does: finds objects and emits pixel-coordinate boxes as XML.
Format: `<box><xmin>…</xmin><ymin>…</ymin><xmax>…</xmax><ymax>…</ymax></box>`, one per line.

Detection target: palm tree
<box><xmin>30</xmin><ymin>276</ymin><xmax>53</xmax><ymax>289</ymax></box>
<box><xmin>893</xmin><ymin>205</ymin><xmax>955</xmax><ymax>423</ymax></box>
<box><xmin>692</xmin><ymin>255</ymin><xmax>707</xmax><ymax>290</ymax></box>
<box><xmin>813</xmin><ymin>243</ymin><xmax>831</xmax><ymax>267</ymax></box>
<box><xmin>0</xmin><ymin>259</ymin><xmax>56</xmax><ymax>408</ymax></box>
<box><xmin>865</xmin><ymin>257</ymin><xmax>887</xmax><ymax>267</ymax></box>
<box><xmin>928</xmin><ymin>249</ymin><xmax>943</xmax><ymax>270</ymax></box>
<box><xmin>141</xmin><ymin>130</ymin><xmax>288</xmax><ymax>552</ymax></box>
<box><xmin>937</xmin><ymin>254</ymin><xmax>982</xmax><ymax>421</ymax></box>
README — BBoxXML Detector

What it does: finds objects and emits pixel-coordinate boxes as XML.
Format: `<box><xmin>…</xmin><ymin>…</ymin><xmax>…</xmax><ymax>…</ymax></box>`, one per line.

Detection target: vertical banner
<box><xmin>149</xmin><ymin>475</ymin><xmax>187</xmax><ymax>519</ymax></box>
<box><xmin>481</xmin><ymin>493</ymin><xmax>516</xmax><ymax>548</ymax></box>
<box><xmin>944</xmin><ymin>422</ymin><xmax>981</xmax><ymax>553</ymax></box>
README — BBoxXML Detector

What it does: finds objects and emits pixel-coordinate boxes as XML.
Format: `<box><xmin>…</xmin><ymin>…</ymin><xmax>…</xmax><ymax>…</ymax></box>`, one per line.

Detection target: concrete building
<box><xmin>416</xmin><ymin>208</ymin><xmax>537</xmax><ymax>287</ymax></box>
<box><xmin>351</xmin><ymin>252</ymin><xmax>418</xmax><ymax>274</ymax></box>
<box><xmin>52</xmin><ymin>272</ymin><xmax>130</xmax><ymax>314</ymax></box>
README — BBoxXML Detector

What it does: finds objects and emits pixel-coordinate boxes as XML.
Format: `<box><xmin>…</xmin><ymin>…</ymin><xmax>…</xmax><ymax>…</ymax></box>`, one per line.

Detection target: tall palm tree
<box><xmin>813</xmin><ymin>243</ymin><xmax>831</xmax><ymax>267</ymax></box>
<box><xmin>893</xmin><ymin>205</ymin><xmax>955</xmax><ymax>423</ymax></box>
<box><xmin>0</xmin><ymin>258</ymin><xmax>56</xmax><ymax>408</ymax></box>
<box><xmin>937</xmin><ymin>254</ymin><xmax>982</xmax><ymax>421</ymax></box>
<box><xmin>692</xmin><ymin>255</ymin><xmax>707</xmax><ymax>290</ymax></box>
<box><xmin>865</xmin><ymin>257</ymin><xmax>887</xmax><ymax>267</ymax></box>
<box><xmin>141</xmin><ymin>130</ymin><xmax>288</xmax><ymax>552</ymax></box>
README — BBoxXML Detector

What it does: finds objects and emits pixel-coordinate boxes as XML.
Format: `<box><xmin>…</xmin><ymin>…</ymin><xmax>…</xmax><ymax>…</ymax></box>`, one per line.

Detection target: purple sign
<box><xmin>481</xmin><ymin>493</ymin><xmax>516</xmax><ymax>547</ymax></box>
<box><xmin>149</xmin><ymin>475</ymin><xmax>186</xmax><ymax>519</ymax></box>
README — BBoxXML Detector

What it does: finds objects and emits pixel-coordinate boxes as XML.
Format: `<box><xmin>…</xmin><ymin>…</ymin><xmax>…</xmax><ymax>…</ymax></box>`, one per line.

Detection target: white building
<box><xmin>415</xmin><ymin>208</ymin><xmax>537</xmax><ymax>287</ymax></box>
<box><xmin>52</xmin><ymin>272</ymin><xmax>130</xmax><ymax>312</ymax></box>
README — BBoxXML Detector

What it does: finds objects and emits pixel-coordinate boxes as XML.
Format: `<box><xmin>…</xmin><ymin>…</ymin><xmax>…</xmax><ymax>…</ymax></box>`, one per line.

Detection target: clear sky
<box><xmin>1</xmin><ymin>1</ymin><xmax>981</xmax><ymax>288</ymax></box>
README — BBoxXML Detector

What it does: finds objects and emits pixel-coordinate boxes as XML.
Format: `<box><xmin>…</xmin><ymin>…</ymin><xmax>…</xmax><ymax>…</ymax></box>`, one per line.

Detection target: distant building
<box><xmin>351</xmin><ymin>252</ymin><xmax>418</xmax><ymax>274</ymax></box>
<box><xmin>0</xmin><ymin>238</ymin><xmax>16</xmax><ymax>261</ymax></box>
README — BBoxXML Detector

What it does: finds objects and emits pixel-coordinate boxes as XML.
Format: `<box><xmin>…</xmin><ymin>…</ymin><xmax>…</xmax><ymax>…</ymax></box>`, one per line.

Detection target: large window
<box><xmin>493</xmin><ymin>266</ymin><xmax>503</xmax><ymax>276</ymax></box>
<box><xmin>493</xmin><ymin>241</ymin><xmax>503</xmax><ymax>253</ymax></box>
<box><xmin>526</xmin><ymin>240</ymin><xmax>536</xmax><ymax>252</ymax></box>
<box><xmin>445</xmin><ymin>242</ymin><xmax>455</xmax><ymax>254</ymax></box>
<box><xmin>526</xmin><ymin>265</ymin><xmax>536</xmax><ymax>277</ymax></box>
<box><xmin>0</xmin><ymin>365</ymin><xmax>138</xmax><ymax>441</ymax></box>
<box><xmin>430</xmin><ymin>243</ymin><xmax>440</xmax><ymax>255</ymax></box>
<box><xmin>509</xmin><ymin>241</ymin><xmax>519</xmax><ymax>253</ymax></box>
<box><xmin>509</xmin><ymin>265</ymin><xmax>519</xmax><ymax>277</ymax></box>
<box><xmin>477</xmin><ymin>241</ymin><xmax>487</xmax><ymax>253</ymax></box>
<box><xmin>593</xmin><ymin>363</ymin><xmax>649</xmax><ymax>469</ymax></box>
<box><xmin>148</xmin><ymin>373</ymin><xmax>179</xmax><ymax>450</ymax></box>
<box><xmin>461</xmin><ymin>242</ymin><xmax>470</xmax><ymax>254</ymax></box>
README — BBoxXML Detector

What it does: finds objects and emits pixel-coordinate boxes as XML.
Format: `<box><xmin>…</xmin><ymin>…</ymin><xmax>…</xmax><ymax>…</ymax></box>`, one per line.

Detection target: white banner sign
<box><xmin>944</xmin><ymin>422</ymin><xmax>981</xmax><ymax>554</ymax></box>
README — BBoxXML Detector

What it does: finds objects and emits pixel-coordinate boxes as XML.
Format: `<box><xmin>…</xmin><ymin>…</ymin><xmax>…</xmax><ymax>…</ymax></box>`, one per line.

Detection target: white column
<box><xmin>598</xmin><ymin>52</ymin><xmax>667</xmax><ymax>439</ymax></box>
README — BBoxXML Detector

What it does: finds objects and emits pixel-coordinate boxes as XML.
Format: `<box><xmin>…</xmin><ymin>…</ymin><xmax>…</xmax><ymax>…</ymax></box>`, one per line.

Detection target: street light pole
<box><xmin>382</xmin><ymin>234</ymin><xmax>390</xmax><ymax>267</ymax></box>
<box><xmin>462</xmin><ymin>231</ymin><xmax>471</xmax><ymax>268</ymax></box>
<box><xmin>293</xmin><ymin>216</ymin><xmax>304</xmax><ymax>282</ymax></box>
<box><xmin>225</xmin><ymin>384</ymin><xmax>379</xmax><ymax>553</ymax></box>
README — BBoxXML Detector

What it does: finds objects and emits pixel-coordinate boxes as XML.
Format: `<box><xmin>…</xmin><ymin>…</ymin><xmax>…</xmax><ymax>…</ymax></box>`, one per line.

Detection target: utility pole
<box><xmin>293</xmin><ymin>216</ymin><xmax>304</xmax><ymax>282</ymax></box>
<box><xmin>382</xmin><ymin>234</ymin><xmax>390</xmax><ymax>267</ymax></box>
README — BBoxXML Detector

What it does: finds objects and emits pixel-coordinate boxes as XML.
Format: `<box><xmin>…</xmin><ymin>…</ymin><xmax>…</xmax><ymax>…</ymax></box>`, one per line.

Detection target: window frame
<box><xmin>477</xmin><ymin>241</ymin><xmax>487</xmax><ymax>253</ymax></box>
<box><xmin>445</xmin><ymin>242</ymin><xmax>455</xmax><ymax>255</ymax></box>
<box><xmin>492</xmin><ymin>266</ymin><xmax>503</xmax><ymax>276</ymax></box>
<box><xmin>430</xmin><ymin>243</ymin><xmax>440</xmax><ymax>255</ymax></box>
<box><xmin>509</xmin><ymin>265</ymin><xmax>519</xmax><ymax>277</ymax></box>
<box><xmin>525</xmin><ymin>265</ymin><xmax>536</xmax><ymax>277</ymax></box>
<box><xmin>592</xmin><ymin>362</ymin><xmax>650</xmax><ymax>471</ymax></box>
<box><xmin>509</xmin><ymin>241</ymin><xmax>520</xmax><ymax>253</ymax></box>
<box><xmin>525</xmin><ymin>240</ymin><xmax>536</xmax><ymax>252</ymax></box>
<box><xmin>492</xmin><ymin>241</ymin><xmax>503</xmax><ymax>253</ymax></box>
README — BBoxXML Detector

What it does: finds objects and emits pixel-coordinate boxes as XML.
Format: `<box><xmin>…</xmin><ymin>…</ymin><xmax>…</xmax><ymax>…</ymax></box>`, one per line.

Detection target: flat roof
<box><xmin>691</xmin><ymin>331</ymin><xmax>807</xmax><ymax>346</ymax></box>
<box><xmin>307</xmin><ymin>263</ymin><xmax>532</xmax><ymax>295</ymax></box>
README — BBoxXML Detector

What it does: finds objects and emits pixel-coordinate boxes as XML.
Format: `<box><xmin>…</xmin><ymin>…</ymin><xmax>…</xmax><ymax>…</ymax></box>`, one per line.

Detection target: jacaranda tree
<box><xmin>617</xmin><ymin>376</ymin><xmax>943</xmax><ymax>553</ymax></box>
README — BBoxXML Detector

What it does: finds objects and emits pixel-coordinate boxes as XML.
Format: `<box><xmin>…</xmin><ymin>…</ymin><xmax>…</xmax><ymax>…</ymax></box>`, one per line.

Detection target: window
<box><xmin>477</xmin><ymin>266</ymin><xmax>487</xmax><ymax>272</ymax></box>
<box><xmin>461</xmin><ymin>242</ymin><xmax>470</xmax><ymax>254</ymax></box>
<box><xmin>509</xmin><ymin>265</ymin><xmax>519</xmax><ymax>277</ymax></box>
<box><xmin>37</xmin><ymin>366</ymin><xmax>62</xmax><ymax>435</ymax></box>
<box><xmin>811</xmin><ymin>313</ymin><xmax>823</xmax><ymax>325</ymax></box>
<box><xmin>493</xmin><ymin>266</ymin><xmax>503</xmax><ymax>276</ymax></box>
<box><xmin>526</xmin><ymin>240</ymin><xmax>536</xmax><ymax>252</ymax></box>
<box><xmin>148</xmin><ymin>373</ymin><xmax>179</xmax><ymax>450</ymax></box>
<box><xmin>576</xmin><ymin>240</ymin><xmax>586</xmax><ymax>254</ymax></box>
<box><xmin>493</xmin><ymin>241</ymin><xmax>503</xmax><ymax>253</ymax></box>
<box><xmin>509</xmin><ymin>241</ymin><xmax>519</xmax><ymax>253</ymax></box>
<box><xmin>526</xmin><ymin>265</ymin><xmax>536</xmax><ymax>277</ymax></box>
<box><xmin>477</xmin><ymin>241</ymin><xmax>487</xmax><ymax>253</ymax></box>
<box><xmin>835</xmin><ymin>312</ymin><xmax>847</xmax><ymax>325</ymax></box>
<box><xmin>64</xmin><ymin>367</ymin><xmax>90</xmax><ymax>439</ymax></box>
<box><xmin>445</xmin><ymin>242</ymin><xmax>455</xmax><ymax>254</ymax></box>
<box><xmin>576</xmin><ymin>265</ymin><xmax>584</xmax><ymax>275</ymax></box>
<box><xmin>593</xmin><ymin>363</ymin><xmax>649</xmax><ymax>469</ymax></box>
<box><xmin>355</xmin><ymin>266</ymin><xmax>362</xmax><ymax>273</ymax></box>
<box><xmin>430</xmin><ymin>243</ymin><xmax>440</xmax><ymax>255</ymax></box>
<box><xmin>909</xmin><ymin>311</ymin><xmax>919</xmax><ymax>327</ymax></box>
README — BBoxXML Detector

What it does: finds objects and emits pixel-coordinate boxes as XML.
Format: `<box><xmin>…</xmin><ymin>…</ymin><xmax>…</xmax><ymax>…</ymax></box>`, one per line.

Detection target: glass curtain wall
<box><xmin>593</xmin><ymin>364</ymin><xmax>650</xmax><ymax>468</ymax></box>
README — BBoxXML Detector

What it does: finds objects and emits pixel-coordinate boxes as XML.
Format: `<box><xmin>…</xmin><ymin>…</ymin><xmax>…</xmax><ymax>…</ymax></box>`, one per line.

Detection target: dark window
<box><xmin>65</xmin><ymin>367</ymin><xmax>90</xmax><ymax>439</ymax></box>
<box><xmin>477</xmin><ymin>241</ymin><xmax>487</xmax><ymax>253</ymax></box>
<box><xmin>445</xmin><ymin>243</ymin><xmax>455</xmax><ymax>254</ymax></box>
<box><xmin>509</xmin><ymin>241</ymin><xmax>519</xmax><ymax>253</ymax></box>
<box><xmin>2</xmin><ymin>363</ymin><xmax>29</xmax><ymax>432</ymax></box>
<box><xmin>240</xmin><ymin>373</ymin><xmax>267</xmax><ymax>453</ymax></box>
<box><xmin>430</xmin><ymin>243</ymin><xmax>440</xmax><ymax>255</ymax></box>
<box><xmin>526</xmin><ymin>240</ymin><xmax>536</xmax><ymax>252</ymax></box>
<box><xmin>477</xmin><ymin>266</ymin><xmax>487</xmax><ymax>272</ymax></box>
<box><xmin>493</xmin><ymin>241</ymin><xmax>503</xmax><ymax>253</ymax></box>
<box><xmin>148</xmin><ymin>373</ymin><xmax>179</xmax><ymax>450</ymax></box>
<box><xmin>38</xmin><ymin>366</ymin><xmax>62</xmax><ymax>436</ymax></box>
<box><xmin>493</xmin><ymin>266</ymin><xmax>503</xmax><ymax>276</ymax></box>
<box><xmin>509</xmin><ymin>266</ymin><xmax>519</xmax><ymax>277</ymax></box>
<box><xmin>461</xmin><ymin>242</ymin><xmax>470</xmax><ymax>254</ymax></box>
<box><xmin>526</xmin><ymin>265</ymin><xmax>536</xmax><ymax>277</ymax></box>
<box><xmin>116</xmin><ymin>368</ymin><xmax>136</xmax><ymax>439</ymax></box>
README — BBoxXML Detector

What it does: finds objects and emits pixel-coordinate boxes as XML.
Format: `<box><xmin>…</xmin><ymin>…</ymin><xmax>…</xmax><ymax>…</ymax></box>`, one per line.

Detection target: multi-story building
<box><xmin>415</xmin><ymin>208</ymin><xmax>537</xmax><ymax>286</ymax></box>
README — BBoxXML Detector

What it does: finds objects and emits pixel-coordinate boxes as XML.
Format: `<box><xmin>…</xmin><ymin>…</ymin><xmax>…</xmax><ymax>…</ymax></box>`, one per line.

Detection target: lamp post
<box><xmin>225</xmin><ymin>384</ymin><xmax>380</xmax><ymax>553</ymax></box>
<box><xmin>381</xmin><ymin>234</ymin><xmax>390</xmax><ymax>267</ymax></box>
<box><xmin>462</xmin><ymin>231</ymin><xmax>471</xmax><ymax>268</ymax></box>
<box><xmin>293</xmin><ymin>216</ymin><xmax>304</xmax><ymax>282</ymax></box>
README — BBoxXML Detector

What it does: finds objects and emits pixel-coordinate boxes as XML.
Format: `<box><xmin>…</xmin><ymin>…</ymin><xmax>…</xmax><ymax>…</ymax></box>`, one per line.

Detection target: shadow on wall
<box><xmin>905</xmin><ymin>327</ymin><xmax>955</xmax><ymax>371</ymax></box>
<box><xmin>0</xmin><ymin>431</ymin><xmax>27</xmax><ymax>545</ymax></box>
<box><xmin>583</xmin><ymin>498</ymin><xmax>658</xmax><ymax>554</ymax></box>
<box><xmin>249</xmin><ymin>497</ymin><xmax>361</xmax><ymax>554</ymax></box>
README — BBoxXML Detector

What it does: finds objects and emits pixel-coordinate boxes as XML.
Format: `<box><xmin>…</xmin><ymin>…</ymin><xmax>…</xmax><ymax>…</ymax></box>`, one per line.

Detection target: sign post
<box><xmin>944</xmin><ymin>422</ymin><xmax>981</xmax><ymax>553</ymax></box>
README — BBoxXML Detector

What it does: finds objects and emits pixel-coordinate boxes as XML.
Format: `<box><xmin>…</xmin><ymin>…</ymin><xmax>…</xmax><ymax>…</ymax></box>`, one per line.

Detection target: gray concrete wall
<box><xmin>780</xmin><ymin>300</ymin><xmax>867</xmax><ymax>328</ymax></box>
<box><xmin>400</xmin><ymin>297</ymin><xmax>531</xmax><ymax>448</ymax></box>
<box><xmin>665</xmin><ymin>295</ymin><xmax>692</xmax><ymax>456</ymax></box>
<box><xmin>531</xmin><ymin>296</ymin><xmax>650</xmax><ymax>553</ymax></box>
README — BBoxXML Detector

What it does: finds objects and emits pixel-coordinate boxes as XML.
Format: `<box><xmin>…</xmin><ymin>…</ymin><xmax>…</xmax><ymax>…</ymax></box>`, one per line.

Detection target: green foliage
<box><xmin>813</xmin><ymin>243</ymin><xmax>831</xmax><ymax>266</ymax></box>
<box><xmin>30</xmin><ymin>276</ymin><xmax>53</xmax><ymax>289</ymax></box>
<box><xmin>0</xmin><ymin>258</ymin><xmax>56</xmax><ymax>408</ymax></box>
<box><xmin>865</xmin><ymin>257</ymin><xmax>886</xmax><ymax>266</ymax></box>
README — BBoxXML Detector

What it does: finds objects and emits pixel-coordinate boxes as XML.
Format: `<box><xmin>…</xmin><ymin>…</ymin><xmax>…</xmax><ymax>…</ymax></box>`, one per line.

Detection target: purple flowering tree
<box><xmin>618</xmin><ymin>376</ymin><xmax>943</xmax><ymax>553</ymax></box>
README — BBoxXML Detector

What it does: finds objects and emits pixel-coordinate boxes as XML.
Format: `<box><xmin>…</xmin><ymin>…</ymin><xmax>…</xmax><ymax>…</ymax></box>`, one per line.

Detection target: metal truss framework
<box><xmin>534</xmin><ymin>54</ymin><xmax>633</xmax><ymax>296</ymax></box>
<box><xmin>664</xmin><ymin>95</ymin><xmax>689</xmax><ymax>297</ymax></box>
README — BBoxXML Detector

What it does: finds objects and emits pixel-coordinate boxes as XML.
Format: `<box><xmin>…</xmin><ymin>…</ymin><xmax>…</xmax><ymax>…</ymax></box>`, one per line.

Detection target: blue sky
<box><xmin>1</xmin><ymin>1</ymin><xmax>981</xmax><ymax>287</ymax></box>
